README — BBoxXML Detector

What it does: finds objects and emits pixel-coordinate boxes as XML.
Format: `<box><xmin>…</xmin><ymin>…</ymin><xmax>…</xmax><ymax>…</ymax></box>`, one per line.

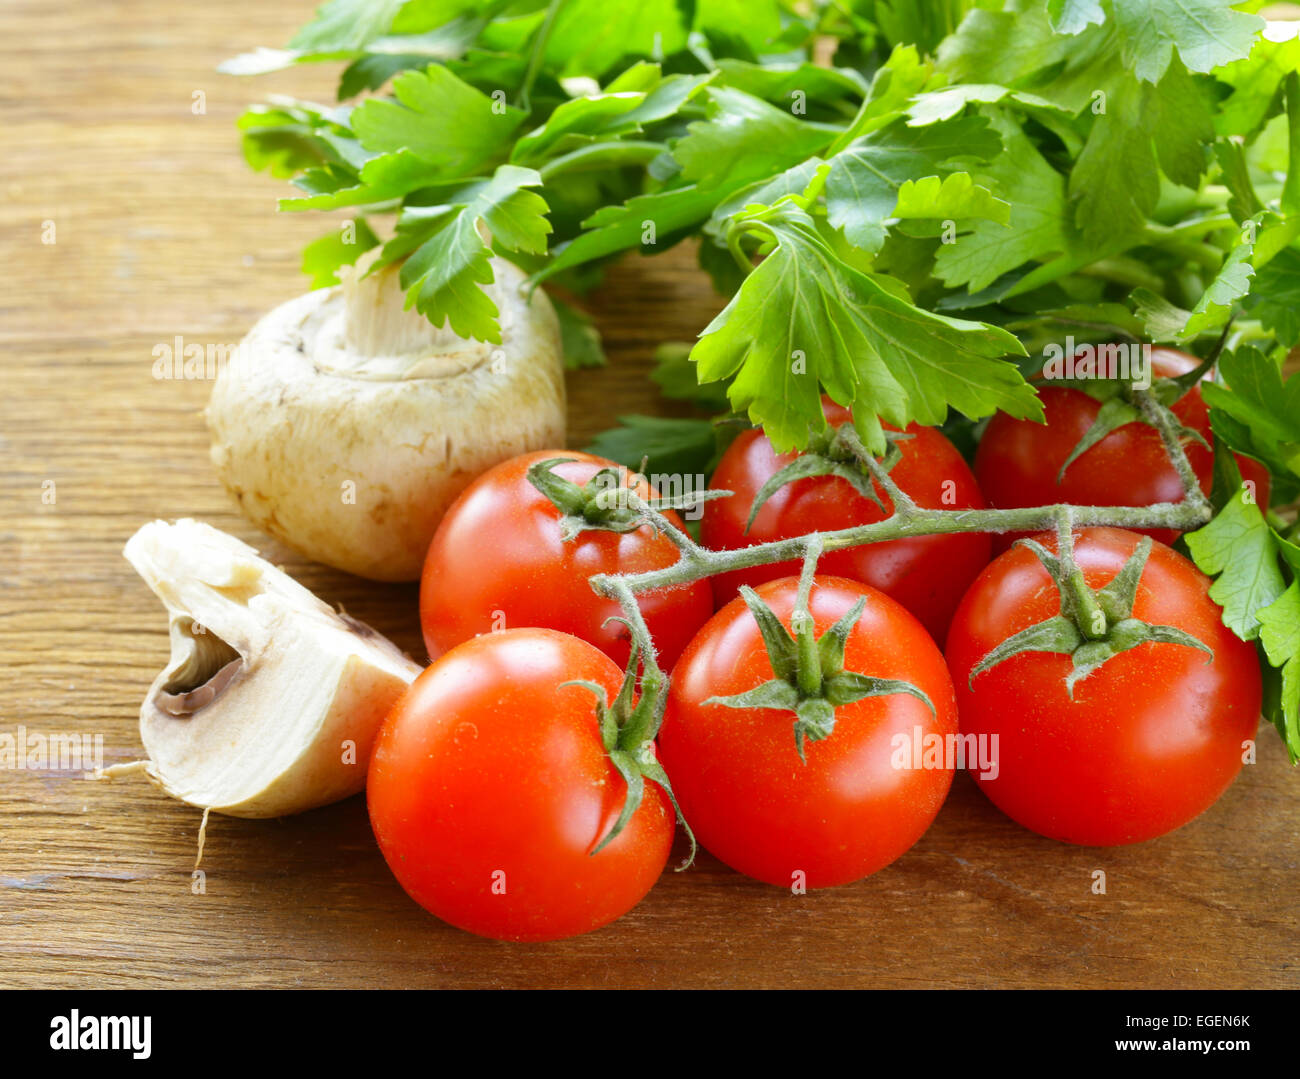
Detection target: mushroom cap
<box><xmin>206</xmin><ymin>258</ymin><xmax>566</xmax><ymax>580</ymax></box>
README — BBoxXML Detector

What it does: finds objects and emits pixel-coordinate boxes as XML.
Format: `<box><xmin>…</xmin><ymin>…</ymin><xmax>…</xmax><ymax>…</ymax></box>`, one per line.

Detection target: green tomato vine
<box><xmin>533</xmin><ymin>383</ymin><xmax>1223</xmax><ymax>856</ymax></box>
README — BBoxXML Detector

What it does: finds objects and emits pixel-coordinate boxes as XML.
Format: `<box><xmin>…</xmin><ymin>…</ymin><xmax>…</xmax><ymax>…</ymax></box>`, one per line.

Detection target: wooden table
<box><xmin>2</xmin><ymin>0</ymin><xmax>1296</xmax><ymax>991</ymax></box>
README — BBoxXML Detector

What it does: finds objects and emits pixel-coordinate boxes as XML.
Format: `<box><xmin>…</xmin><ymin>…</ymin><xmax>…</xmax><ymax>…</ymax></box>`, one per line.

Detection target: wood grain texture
<box><xmin>1</xmin><ymin>0</ymin><xmax>1296</xmax><ymax>991</ymax></box>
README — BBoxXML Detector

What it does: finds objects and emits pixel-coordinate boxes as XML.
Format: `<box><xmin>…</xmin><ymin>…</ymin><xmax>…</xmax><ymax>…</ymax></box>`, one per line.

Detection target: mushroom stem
<box><xmin>206</xmin><ymin>257</ymin><xmax>566</xmax><ymax>580</ymax></box>
<box><xmin>339</xmin><ymin>261</ymin><xmax>467</xmax><ymax>362</ymax></box>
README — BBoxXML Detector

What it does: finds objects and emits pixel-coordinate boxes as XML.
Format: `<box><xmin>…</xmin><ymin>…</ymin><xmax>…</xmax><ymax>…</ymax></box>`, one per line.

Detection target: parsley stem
<box><xmin>724</xmin><ymin>220</ymin><xmax>756</xmax><ymax>276</ymax></box>
<box><xmin>538</xmin><ymin>141</ymin><xmax>665</xmax><ymax>181</ymax></box>
<box><xmin>1077</xmin><ymin>257</ymin><xmax>1166</xmax><ymax>292</ymax></box>
<box><xmin>517</xmin><ymin>0</ymin><xmax>567</xmax><ymax>112</ymax></box>
<box><xmin>1143</xmin><ymin>220</ymin><xmax>1235</xmax><ymax>268</ymax></box>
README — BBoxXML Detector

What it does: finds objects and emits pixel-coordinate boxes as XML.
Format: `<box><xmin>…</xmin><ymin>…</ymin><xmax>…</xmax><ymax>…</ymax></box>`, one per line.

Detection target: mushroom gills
<box><xmin>158</xmin><ymin>620</ymin><xmax>243</xmax><ymax>715</ymax></box>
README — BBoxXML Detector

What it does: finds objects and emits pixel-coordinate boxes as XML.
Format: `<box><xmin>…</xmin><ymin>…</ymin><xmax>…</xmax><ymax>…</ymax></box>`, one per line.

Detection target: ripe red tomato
<box><xmin>368</xmin><ymin>628</ymin><xmax>675</xmax><ymax>942</ymax></box>
<box><xmin>945</xmin><ymin>527</ymin><xmax>1262</xmax><ymax>846</ymax></box>
<box><xmin>975</xmin><ymin>347</ymin><xmax>1271</xmax><ymax>547</ymax></box>
<box><xmin>700</xmin><ymin>402</ymin><xmax>990</xmax><ymax>643</ymax></box>
<box><xmin>657</xmin><ymin>576</ymin><xmax>958</xmax><ymax>889</ymax></box>
<box><xmin>421</xmin><ymin>449</ymin><xmax>712</xmax><ymax>669</ymax></box>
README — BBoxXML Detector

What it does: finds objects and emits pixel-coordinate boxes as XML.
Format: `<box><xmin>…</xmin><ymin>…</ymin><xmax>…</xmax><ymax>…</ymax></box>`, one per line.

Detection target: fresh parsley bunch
<box><xmin>228</xmin><ymin>0</ymin><xmax>1300</xmax><ymax>759</ymax></box>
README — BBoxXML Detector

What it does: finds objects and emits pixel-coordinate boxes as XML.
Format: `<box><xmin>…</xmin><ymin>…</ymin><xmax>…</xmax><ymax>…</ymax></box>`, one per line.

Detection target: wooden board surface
<box><xmin>2</xmin><ymin>0</ymin><xmax>1296</xmax><ymax>991</ymax></box>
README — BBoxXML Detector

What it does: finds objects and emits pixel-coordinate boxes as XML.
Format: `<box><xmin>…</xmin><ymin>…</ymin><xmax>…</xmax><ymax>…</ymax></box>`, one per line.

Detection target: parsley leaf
<box><xmin>1214</xmin><ymin>21</ymin><xmax>1300</xmax><ymax>138</ymax></box>
<box><xmin>933</xmin><ymin>109</ymin><xmax>1076</xmax><ymax>293</ymax></box>
<box><xmin>352</xmin><ymin>65</ymin><xmax>525</xmax><ymax>177</ymax></box>
<box><xmin>674</xmin><ymin>87</ymin><xmax>839</xmax><ymax>191</ymax></box>
<box><xmin>290</xmin><ymin>0</ymin><xmax>408</xmax><ymax>52</ymax></box>
<box><xmin>386</xmin><ymin>164</ymin><xmax>551</xmax><ymax>342</ymax></box>
<box><xmin>1048</xmin><ymin>0</ymin><xmax>1106</xmax><ymax>36</ymax></box>
<box><xmin>825</xmin><ymin>115</ymin><xmax>1002</xmax><ymax>253</ymax></box>
<box><xmin>552</xmin><ymin>296</ymin><xmax>606</xmax><ymax>369</ymax></box>
<box><xmin>587</xmin><ymin>415</ymin><xmax>724</xmax><ymax>477</ymax></box>
<box><xmin>219</xmin><ymin>0</ymin><xmax>416</xmax><ymax>76</ymax></box>
<box><xmin>650</xmin><ymin>342</ymin><xmax>732</xmax><ymax>412</ymax></box>
<box><xmin>840</xmin><ymin>44</ymin><xmax>933</xmax><ymax>141</ymax></box>
<box><xmin>1245</xmin><ymin>247</ymin><xmax>1300</xmax><ymax>346</ymax></box>
<box><xmin>511</xmin><ymin>68</ymin><xmax>713</xmax><ymax>166</ymax></box>
<box><xmin>692</xmin><ymin>196</ymin><xmax>1036</xmax><ymax>452</ymax></box>
<box><xmin>1185</xmin><ymin>488</ymin><xmax>1287</xmax><ymax>640</ymax></box>
<box><xmin>1186</xmin><ymin>479</ymin><xmax>1300</xmax><ymax>762</ymax></box>
<box><xmin>1184</xmin><ymin>218</ymin><xmax>1261</xmax><ymax>336</ymax></box>
<box><xmin>538</xmin><ymin>184</ymin><xmax>725</xmax><ymax>281</ymax></box>
<box><xmin>693</xmin><ymin>0</ymin><xmax>783</xmax><ymax>54</ymax></box>
<box><xmin>237</xmin><ymin>101</ymin><xmax>357</xmax><ymax>179</ymax></box>
<box><xmin>1201</xmin><ymin>345</ymin><xmax>1300</xmax><ymax>483</ymax></box>
<box><xmin>281</xmin><ymin>148</ymin><xmax>437</xmax><ymax>212</ymax></box>
<box><xmin>1070</xmin><ymin>61</ymin><xmax>1213</xmax><ymax>249</ymax></box>
<box><xmin>711</xmin><ymin>59</ymin><xmax>867</xmax><ymax>109</ymax></box>
<box><xmin>1109</xmin><ymin>0</ymin><xmax>1263</xmax><ymax>83</ymax></box>
<box><xmin>893</xmin><ymin>173</ymin><xmax>1009</xmax><ymax>226</ymax></box>
<box><xmin>1184</xmin><ymin>213</ymin><xmax>1300</xmax><ymax>336</ymax></box>
<box><xmin>544</xmin><ymin>0</ymin><xmax>689</xmax><ymax>79</ymax></box>
<box><xmin>1130</xmin><ymin>287</ymin><xmax>1195</xmax><ymax>344</ymax></box>
<box><xmin>301</xmin><ymin>218</ymin><xmax>379</xmax><ymax>288</ymax></box>
<box><xmin>1259</xmin><ymin>583</ymin><xmax>1300</xmax><ymax>763</ymax></box>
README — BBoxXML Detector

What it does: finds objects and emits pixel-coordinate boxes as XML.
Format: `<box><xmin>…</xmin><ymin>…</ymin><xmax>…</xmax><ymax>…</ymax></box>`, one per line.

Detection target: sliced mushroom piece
<box><xmin>123</xmin><ymin>518</ymin><xmax>422</xmax><ymax>818</ymax></box>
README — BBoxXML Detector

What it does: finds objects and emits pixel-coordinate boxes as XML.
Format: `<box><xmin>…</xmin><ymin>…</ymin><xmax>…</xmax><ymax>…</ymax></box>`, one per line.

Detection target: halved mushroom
<box><xmin>205</xmin><ymin>256</ymin><xmax>566</xmax><ymax>581</ymax></box>
<box><xmin>123</xmin><ymin>518</ymin><xmax>421</xmax><ymax>817</ymax></box>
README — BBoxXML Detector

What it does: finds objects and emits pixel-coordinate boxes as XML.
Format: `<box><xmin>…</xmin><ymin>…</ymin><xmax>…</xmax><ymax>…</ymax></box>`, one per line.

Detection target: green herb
<box><xmin>551</xmin><ymin>296</ymin><xmax>605</xmax><ymax>369</ymax></box>
<box><xmin>230</xmin><ymin>0</ymin><xmax>1300</xmax><ymax>760</ymax></box>
<box><xmin>586</xmin><ymin>415</ymin><xmax>728</xmax><ymax>477</ymax></box>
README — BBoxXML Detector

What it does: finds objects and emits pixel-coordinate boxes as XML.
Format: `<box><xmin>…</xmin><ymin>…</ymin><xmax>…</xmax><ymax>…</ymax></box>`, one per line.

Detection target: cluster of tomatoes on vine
<box><xmin>366</xmin><ymin>348</ymin><xmax>1266</xmax><ymax>942</ymax></box>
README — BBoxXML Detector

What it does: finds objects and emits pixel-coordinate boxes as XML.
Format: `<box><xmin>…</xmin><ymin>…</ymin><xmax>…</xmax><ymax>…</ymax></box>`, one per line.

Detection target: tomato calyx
<box><xmin>563</xmin><ymin>648</ymin><xmax>697</xmax><ymax>861</ymax></box>
<box><xmin>1052</xmin><ymin>380</ymin><xmax>1211</xmax><ymax>483</ymax></box>
<box><xmin>528</xmin><ymin>457</ymin><xmax>652</xmax><ymax>539</ymax></box>
<box><xmin>743</xmin><ymin>422</ymin><xmax>909</xmax><ymax>532</ymax></box>
<box><xmin>969</xmin><ymin>530</ymin><xmax>1213</xmax><ymax>696</ymax></box>
<box><xmin>528</xmin><ymin>457</ymin><xmax>723</xmax><ymax>541</ymax></box>
<box><xmin>704</xmin><ymin>564</ymin><xmax>934</xmax><ymax>761</ymax></box>
<box><xmin>1049</xmin><ymin>339</ymin><xmax>1227</xmax><ymax>483</ymax></box>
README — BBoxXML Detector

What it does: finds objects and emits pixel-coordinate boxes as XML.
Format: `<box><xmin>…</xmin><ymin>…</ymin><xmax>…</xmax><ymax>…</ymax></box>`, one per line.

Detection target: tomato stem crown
<box><xmin>527</xmin><ymin>456</ymin><xmax>728</xmax><ymax>541</ymax></box>
<box><xmin>743</xmin><ymin>422</ymin><xmax>909</xmax><ymax>532</ymax></box>
<box><xmin>562</xmin><ymin>648</ymin><xmax>697</xmax><ymax>862</ymax></box>
<box><xmin>969</xmin><ymin>528</ymin><xmax>1213</xmax><ymax>696</ymax></box>
<box><xmin>1052</xmin><ymin>330</ymin><xmax>1228</xmax><ymax>483</ymax></box>
<box><xmin>703</xmin><ymin>542</ymin><xmax>934</xmax><ymax>761</ymax></box>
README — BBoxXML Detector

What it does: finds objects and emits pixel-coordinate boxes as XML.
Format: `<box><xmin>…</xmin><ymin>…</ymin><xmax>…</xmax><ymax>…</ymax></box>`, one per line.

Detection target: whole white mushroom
<box><xmin>206</xmin><ymin>257</ymin><xmax>566</xmax><ymax>580</ymax></box>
